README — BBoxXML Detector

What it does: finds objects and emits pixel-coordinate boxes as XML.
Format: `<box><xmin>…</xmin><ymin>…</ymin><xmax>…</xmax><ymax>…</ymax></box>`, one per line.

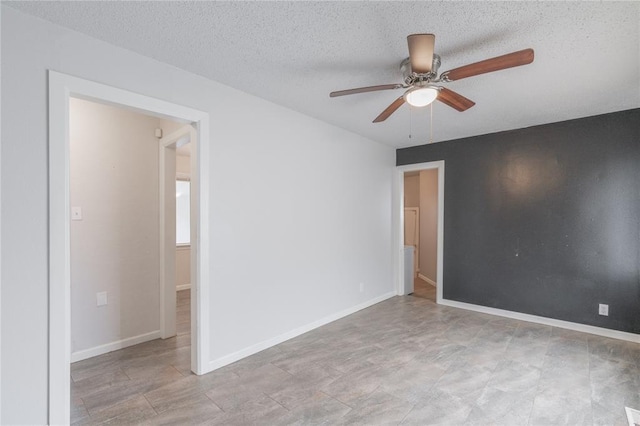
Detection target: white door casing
<box><xmin>159</xmin><ymin>125</ymin><xmax>199</xmax><ymax>375</ymax></box>
<box><xmin>48</xmin><ymin>71</ymin><xmax>211</xmax><ymax>425</ymax></box>
<box><xmin>404</xmin><ymin>207</ymin><xmax>420</xmax><ymax>277</ymax></box>
<box><xmin>394</xmin><ymin>161</ymin><xmax>444</xmax><ymax>301</ymax></box>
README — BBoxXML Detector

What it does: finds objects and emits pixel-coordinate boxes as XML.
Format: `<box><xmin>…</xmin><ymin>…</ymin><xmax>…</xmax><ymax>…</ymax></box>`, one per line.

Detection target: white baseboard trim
<box><xmin>71</xmin><ymin>330</ymin><xmax>161</xmax><ymax>362</ymax></box>
<box><xmin>440</xmin><ymin>299</ymin><xmax>640</xmax><ymax>344</ymax></box>
<box><xmin>177</xmin><ymin>284</ymin><xmax>191</xmax><ymax>291</ymax></box>
<box><xmin>205</xmin><ymin>291</ymin><xmax>396</xmax><ymax>373</ymax></box>
<box><xmin>418</xmin><ymin>273</ymin><xmax>436</xmax><ymax>287</ymax></box>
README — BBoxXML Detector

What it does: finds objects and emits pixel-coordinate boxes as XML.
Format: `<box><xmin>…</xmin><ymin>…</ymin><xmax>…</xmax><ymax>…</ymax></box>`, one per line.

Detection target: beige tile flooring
<box><xmin>71</xmin><ymin>289</ymin><xmax>640</xmax><ymax>425</ymax></box>
<box><xmin>412</xmin><ymin>277</ymin><xmax>436</xmax><ymax>302</ymax></box>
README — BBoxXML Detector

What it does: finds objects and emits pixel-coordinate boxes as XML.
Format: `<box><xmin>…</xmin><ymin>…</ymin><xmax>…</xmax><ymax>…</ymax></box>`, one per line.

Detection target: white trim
<box><xmin>404</xmin><ymin>206</ymin><xmax>420</xmax><ymax>276</ymax></box>
<box><xmin>418</xmin><ymin>273</ymin><xmax>437</xmax><ymax>287</ymax></box>
<box><xmin>440</xmin><ymin>298</ymin><xmax>640</xmax><ymax>344</ymax></box>
<box><xmin>194</xmin><ymin>119</ymin><xmax>210</xmax><ymax>376</ymax></box>
<box><xmin>395</xmin><ymin>161</ymin><xmax>445</xmax><ymax>304</ymax></box>
<box><xmin>159</xmin><ymin>126</ymin><xmax>195</xmax><ymax>340</ymax></box>
<box><xmin>161</xmin><ymin>125</ymin><xmax>191</xmax><ymax>148</ymax></box>
<box><xmin>158</xmin><ymin>136</ymin><xmax>174</xmax><ymax>339</ymax></box>
<box><xmin>48</xmin><ymin>71</ymin><xmax>211</xmax><ymax>425</ymax></box>
<box><xmin>207</xmin><ymin>292</ymin><xmax>396</xmax><ymax>372</ymax></box>
<box><xmin>70</xmin><ymin>331</ymin><xmax>161</xmax><ymax>363</ymax></box>
<box><xmin>625</xmin><ymin>407</ymin><xmax>640</xmax><ymax>426</ymax></box>
<box><xmin>0</xmin><ymin>5</ymin><xmax>3</xmax><ymax>420</ymax></box>
<box><xmin>177</xmin><ymin>284</ymin><xmax>191</xmax><ymax>291</ymax></box>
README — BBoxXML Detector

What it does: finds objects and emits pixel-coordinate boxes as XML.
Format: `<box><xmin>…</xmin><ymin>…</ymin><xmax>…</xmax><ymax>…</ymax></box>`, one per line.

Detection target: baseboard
<box><xmin>71</xmin><ymin>330</ymin><xmax>161</xmax><ymax>362</ymax></box>
<box><xmin>177</xmin><ymin>284</ymin><xmax>191</xmax><ymax>291</ymax></box>
<box><xmin>206</xmin><ymin>291</ymin><xmax>396</xmax><ymax>372</ymax></box>
<box><xmin>418</xmin><ymin>273</ymin><xmax>436</xmax><ymax>287</ymax></box>
<box><xmin>439</xmin><ymin>298</ymin><xmax>640</xmax><ymax>344</ymax></box>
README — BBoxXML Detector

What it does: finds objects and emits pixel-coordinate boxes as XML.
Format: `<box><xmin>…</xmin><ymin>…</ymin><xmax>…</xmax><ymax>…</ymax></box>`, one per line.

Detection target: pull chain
<box><xmin>408</xmin><ymin>104</ymin><xmax>434</xmax><ymax>143</ymax></box>
<box><xmin>408</xmin><ymin>105</ymin><xmax>412</xmax><ymax>140</ymax></box>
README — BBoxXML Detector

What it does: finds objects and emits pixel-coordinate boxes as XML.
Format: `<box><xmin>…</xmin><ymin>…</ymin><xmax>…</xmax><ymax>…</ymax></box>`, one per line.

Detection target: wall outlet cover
<box><xmin>598</xmin><ymin>303</ymin><xmax>609</xmax><ymax>316</ymax></box>
<box><xmin>97</xmin><ymin>291</ymin><xmax>108</xmax><ymax>307</ymax></box>
<box><xmin>71</xmin><ymin>206</ymin><xmax>83</xmax><ymax>220</ymax></box>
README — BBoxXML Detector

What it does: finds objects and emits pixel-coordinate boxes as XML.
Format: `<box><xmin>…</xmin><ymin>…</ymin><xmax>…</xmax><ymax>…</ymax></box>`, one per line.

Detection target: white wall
<box><xmin>0</xmin><ymin>5</ymin><xmax>3</xmax><ymax>421</ymax></box>
<box><xmin>176</xmin><ymin>246</ymin><xmax>191</xmax><ymax>290</ymax></box>
<box><xmin>162</xmin><ymin>119</ymin><xmax>193</xmax><ymax>291</ymax></box>
<box><xmin>69</xmin><ymin>98</ymin><xmax>162</xmax><ymax>355</ymax></box>
<box><xmin>0</xmin><ymin>6</ymin><xmax>395</xmax><ymax>424</ymax></box>
<box><xmin>176</xmin><ymin>155</ymin><xmax>190</xmax><ymax>175</ymax></box>
<box><xmin>167</xmin><ymin>117</ymin><xmax>192</xmax><ymax>291</ymax></box>
<box><xmin>176</xmin><ymin>152</ymin><xmax>191</xmax><ymax>290</ymax></box>
<box><xmin>419</xmin><ymin>169</ymin><xmax>438</xmax><ymax>282</ymax></box>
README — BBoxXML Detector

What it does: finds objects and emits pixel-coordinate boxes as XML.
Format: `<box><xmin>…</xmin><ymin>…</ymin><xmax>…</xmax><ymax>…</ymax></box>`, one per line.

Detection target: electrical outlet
<box><xmin>598</xmin><ymin>303</ymin><xmax>609</xmax><ymax>316</ymax></box>
<box><xmin>71</xmin><ymin>206</ymin><xmax>83</xmax><ymax>221</ymax></box>
<box><xmin>359</xmin><ymin>283</ymin><xmax>364</xmax><ymax>293</ymax></box>
<box><xmin>97</xmin><ymin>292</ymin><xmax>108</xmax><ymax>307</ymax></box>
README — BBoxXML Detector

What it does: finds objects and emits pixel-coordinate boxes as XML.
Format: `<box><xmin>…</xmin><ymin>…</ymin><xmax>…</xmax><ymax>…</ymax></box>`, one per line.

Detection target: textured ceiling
<box><xmin>7</xmin><ymin>1</ymin><xmax>640</xmax><ymax>148</ymax></box>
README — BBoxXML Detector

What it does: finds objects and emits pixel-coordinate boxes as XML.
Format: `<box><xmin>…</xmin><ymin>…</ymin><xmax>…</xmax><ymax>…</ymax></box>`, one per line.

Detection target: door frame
<box><xmin>158</xmin><ymin>125</ymin><xmax>196</xmax><ymax>341</ymax></box>
<box><xmin>403</xmin><ymin>206</ymin><xmax>420</xmax><ymax>277</ymax></box>
<box><xmin>48</xmin><ymin>71</ymin><xmax>211</xmax><ymax>424</ymax></box>
<box><xmin>394</xmin><ymin>161</ymin><xmax>444</xmax><ymax>302</ymax></box>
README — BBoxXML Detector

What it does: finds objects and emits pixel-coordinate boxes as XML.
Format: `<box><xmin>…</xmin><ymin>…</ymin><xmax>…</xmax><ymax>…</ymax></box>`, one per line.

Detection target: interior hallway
<box><xmin>70</xmin><ymin>292</ymin><xmax>640</xmax><ymax>425</ymax></box>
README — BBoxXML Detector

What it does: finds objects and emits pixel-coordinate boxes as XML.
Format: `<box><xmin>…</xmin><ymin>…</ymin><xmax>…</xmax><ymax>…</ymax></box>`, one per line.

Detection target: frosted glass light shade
<box><xmin>404</xmin><ymin>87</ymin><xmax>439</xmax><ymax>107</ymax></box>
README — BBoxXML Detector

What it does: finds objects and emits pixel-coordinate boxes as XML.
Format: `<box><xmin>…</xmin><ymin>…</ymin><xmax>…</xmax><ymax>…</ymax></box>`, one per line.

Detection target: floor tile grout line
<box><xmin>265</xmin><ymin>393</ymin><xmax>291</xmax><ymax>412</ymax></box>
<box><xmin>525</xmin><ymin>323</ymin><xmax>553</xmax><ymax>426</ymax></box>
<box><xmin>587</xmin><ymin>336</ymin><xmax>596</xmax><ymax>426</ymax></box>
<box><xmin>203</xmin><ymin>391</ymin><xmax>225</xmax><ymax>413</ymax></box>
<box><xmin>142</xmin><ymin>393</ymin><xmax>160</xmax><ymax>416</ymax></box>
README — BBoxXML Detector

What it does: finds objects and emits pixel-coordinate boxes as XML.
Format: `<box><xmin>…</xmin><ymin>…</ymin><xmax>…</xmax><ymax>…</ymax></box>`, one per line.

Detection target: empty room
<box><xmin>1</xmin><ymin>2</ymin><xmax>639</xmax><ymax>425</ymax></box>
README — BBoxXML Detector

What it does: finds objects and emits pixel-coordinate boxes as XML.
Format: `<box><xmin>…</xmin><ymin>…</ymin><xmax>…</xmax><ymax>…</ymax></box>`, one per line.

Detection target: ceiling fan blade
<box><xmin>330</xmin><ymin>84</ymin><xmax>403</xmax><ymax>97</ymax></box>
<box><xmin>373</xmin><ymin>96</ymin><xmax>405</xmax><ymax>123</ymax></box>
<box><xmin>407</xmin><ymin>33</ymin><xmax>435</xmax><ymax>74</ymax></box>
<box><xmin>441</xmin><ymin>48</ymin><xmax>534</xmax><ymax>81</ymax></box>
<box><xmin>437</xmin><ymin>87</ymin><xmax>475</xmax><ymax>111</ymax></box>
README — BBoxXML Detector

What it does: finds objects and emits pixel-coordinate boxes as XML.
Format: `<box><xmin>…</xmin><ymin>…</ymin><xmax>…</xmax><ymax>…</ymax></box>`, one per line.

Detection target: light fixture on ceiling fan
<box><xmin>404</xmin><ymin>86</ymin><xmax>439</xmax><ymax>107</ymax></box>
<box><xmin>329</xmin><ymin>33</ymin><xmax>534</xmax><ymax>123</ymax></box>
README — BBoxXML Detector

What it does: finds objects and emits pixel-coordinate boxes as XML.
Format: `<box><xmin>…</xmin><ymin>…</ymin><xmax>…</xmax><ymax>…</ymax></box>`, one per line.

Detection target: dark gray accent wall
<box><xmin>397</xmin><ymin>109</ymin><xmax>640</xmax><ymax>333</ymax></box>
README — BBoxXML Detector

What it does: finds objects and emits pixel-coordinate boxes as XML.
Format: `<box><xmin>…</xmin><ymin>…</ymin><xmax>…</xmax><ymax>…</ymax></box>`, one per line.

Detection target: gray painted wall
<box><xmin>397</xmin><ymin>109</ymin><xmax>640</xmax><ymax>333</ymax></box>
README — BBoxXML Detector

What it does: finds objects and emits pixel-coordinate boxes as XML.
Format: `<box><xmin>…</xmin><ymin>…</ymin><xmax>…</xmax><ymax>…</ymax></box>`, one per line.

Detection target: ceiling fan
<box><xmin>330</xmin><ymin>34</ymin><xmax>534</xmax><ymax>123</ymax></box>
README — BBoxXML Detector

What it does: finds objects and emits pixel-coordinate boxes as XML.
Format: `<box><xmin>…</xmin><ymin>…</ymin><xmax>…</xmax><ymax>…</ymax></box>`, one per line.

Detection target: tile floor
<box><xmin>71</xmin><ymin>290</ymin><xmax>640</xmax><ymax>425</ymax></box>
<box><xmin>412</xmin><ymin>277</ymin><xmax>436</xmax><ymax>302</ymax></box>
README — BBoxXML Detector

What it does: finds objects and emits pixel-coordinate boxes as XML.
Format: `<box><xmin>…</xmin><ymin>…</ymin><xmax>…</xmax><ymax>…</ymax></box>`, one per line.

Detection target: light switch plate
<box><xmin>97</xmin><ymin>292</ymin><xmax>107</xmax><ymax>307</ymax></box>
<box><xmin>71</xmin><ymin>206</ymin><xmax>83</xmax><ymax>221</ymax></box>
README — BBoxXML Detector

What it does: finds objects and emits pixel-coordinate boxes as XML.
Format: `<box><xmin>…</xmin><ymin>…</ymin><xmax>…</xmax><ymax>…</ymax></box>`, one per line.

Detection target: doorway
<box><xmin>68</xmin><ymin>99</ymin><xmax>187</xmax><ymax>363</ymax></box>
<box><xmin>395</xmin><ymin>161</ymin><xmax>444</xmax><ymax>304</ymax></box>
<box><xmin>48</xmin><ymin>71</ymin><xmax>211</xmax><ymax>424</ymax></box>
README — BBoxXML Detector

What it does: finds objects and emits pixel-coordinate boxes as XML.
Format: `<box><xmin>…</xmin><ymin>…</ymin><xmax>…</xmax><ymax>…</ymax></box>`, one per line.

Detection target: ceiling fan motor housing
<box><xmin>401</xmin><ymin>54</ymin><xmax>441</xmax><ymax>85</ymax></box>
